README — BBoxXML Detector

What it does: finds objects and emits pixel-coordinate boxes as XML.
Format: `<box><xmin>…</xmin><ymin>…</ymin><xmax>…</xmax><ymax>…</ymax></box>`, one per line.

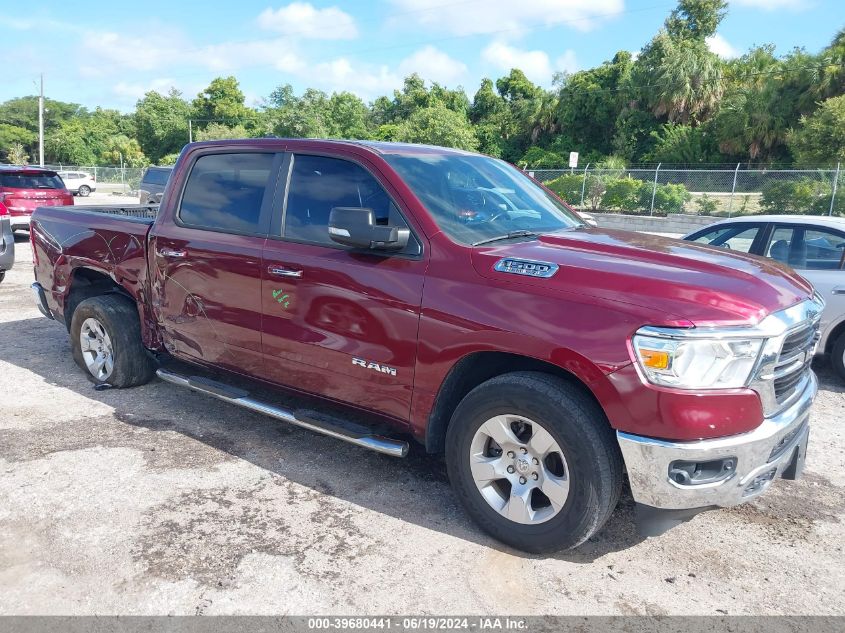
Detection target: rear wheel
<box><xmin>70</xmin><ymin>295</ymin><xmax>155</xmax><ymax>387</ymax></box>
<box><xmin>832</xmin><ymin>333</ymin><xmax>845</xmax><ymax>382</ymax></box>
<box><xmin>445</xmin><ymin>372</ymin><xmax>622</xmax><ymax>553</ymax></box>
<box><xmin>78</xmin><ymin>185</ymin><xmax>91</xmax><ymax>197</ymax></box>
<box><xmin>0</xmin><ymin>270</ymin><xmax>5</xmax><ymax>284</ymax></box>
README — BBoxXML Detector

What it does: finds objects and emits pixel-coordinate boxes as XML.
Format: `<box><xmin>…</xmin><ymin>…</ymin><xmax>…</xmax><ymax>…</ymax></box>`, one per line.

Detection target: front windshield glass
<box><xmin>383</xmin><ymin>153</ymin><xmax>582</xmax><ymax>245</ymax></box>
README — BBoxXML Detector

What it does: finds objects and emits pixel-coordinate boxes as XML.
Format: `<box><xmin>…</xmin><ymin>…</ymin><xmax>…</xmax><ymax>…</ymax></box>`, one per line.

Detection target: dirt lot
<box><xmin>1</xmin><ymin>233</ymin><xmax>844</xmax><ymax>616</ymax></box>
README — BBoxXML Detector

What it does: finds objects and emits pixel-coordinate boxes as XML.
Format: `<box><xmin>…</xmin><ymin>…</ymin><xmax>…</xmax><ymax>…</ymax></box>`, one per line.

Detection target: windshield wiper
<box><xmin>472</xmin><ymin>230</ymin><xmax>539</xmax><ymax>247</ymax></box>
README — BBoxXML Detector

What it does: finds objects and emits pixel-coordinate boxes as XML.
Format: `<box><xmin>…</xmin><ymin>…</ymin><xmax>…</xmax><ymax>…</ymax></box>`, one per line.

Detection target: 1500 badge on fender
<box><xmin>352</xmin><ymin>358</ymin><xmax>397</xmax><ymax>376</ymax></box>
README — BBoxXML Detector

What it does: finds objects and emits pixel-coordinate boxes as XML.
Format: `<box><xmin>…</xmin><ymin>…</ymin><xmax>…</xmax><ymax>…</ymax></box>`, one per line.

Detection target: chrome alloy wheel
<box><xmin>469</xmin><ymin>414</ymin><xmax>570</xmax><ymax>525</ymax></box>
<box><xmin>79</xmin><ymin>317</ymin><xmax>114</xmax><ymax>381</ymax></box>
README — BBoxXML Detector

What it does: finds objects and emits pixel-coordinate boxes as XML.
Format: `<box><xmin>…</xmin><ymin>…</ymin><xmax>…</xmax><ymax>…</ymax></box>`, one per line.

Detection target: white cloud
<box><xmin>112</xmin><ymin>78</ymin><xmax>179</xmax><ymax>100</ymax></box>
<box><xmin>483</xmin><ymin>42</ymin><xmax>577</xmax><ymax>84</ymax></box>
<box><xmin>80</xmin><ymin>27</ymin><xmax>305</xmax><ymax>76</ymax></box>
<box><xmin>706</xmin><ymin>33</ymin><xmax>740</xmax><ymax>59</ymax></box>
<box><xmin>388</xmin><ymin>0</ymin><xmax>624</xmax><ymax>36</ymax></box>
<box><xmin>257</xmin><ymin>2</ymin><xmax>358</xmax><ymax>39</ymax></box>
<box><xmin>730</xmin><ymin>0</ymin><xmax>811</xmax><ymax>10</ymax></box>
<box><xmin>397</xmin><ymin>46</ymin><xmax>468</xmax><ymax>85</ymax></box>
<box><xmin>556</xmin><ymin>51</ymin><xmax>579</xmax><ymax>75</ymax></box>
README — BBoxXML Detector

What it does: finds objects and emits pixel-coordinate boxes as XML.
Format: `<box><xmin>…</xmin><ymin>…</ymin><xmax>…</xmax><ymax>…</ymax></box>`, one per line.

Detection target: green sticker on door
<box><xmin>272</xmin><ymin>289</ymin><xmax>292</xmax><ymax>309</ymax></box>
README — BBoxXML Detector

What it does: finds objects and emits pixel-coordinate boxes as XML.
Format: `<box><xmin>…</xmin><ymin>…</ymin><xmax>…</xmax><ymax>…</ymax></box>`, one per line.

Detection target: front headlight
<box><xmin>632</xmin><ymin>329</ymin><xmax>764</xmax><ymax>390</ymax></box>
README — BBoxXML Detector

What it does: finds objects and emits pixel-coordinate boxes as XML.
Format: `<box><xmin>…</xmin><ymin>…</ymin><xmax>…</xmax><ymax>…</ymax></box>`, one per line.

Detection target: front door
<box><xmin>150</xmin><ymin>150</ymin><xmax>283</xmax><ymax>377</ymax></box>
<box><xmin>261</xmin><ymin>153</ymin><xmax>427</xmax><ymax>423</ymax></box>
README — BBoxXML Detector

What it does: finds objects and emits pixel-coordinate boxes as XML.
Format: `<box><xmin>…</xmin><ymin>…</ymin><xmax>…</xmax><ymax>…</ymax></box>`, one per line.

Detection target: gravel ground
<box><xmin>1</xmin><ymin>235</ymin><xmax>844</xmax><ymax>616</ymax></box>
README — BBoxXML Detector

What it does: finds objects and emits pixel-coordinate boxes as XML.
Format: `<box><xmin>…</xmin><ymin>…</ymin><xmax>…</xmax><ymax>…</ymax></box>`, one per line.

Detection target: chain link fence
<box><xmin>530</xmin><ymin>164</ymin><xmax>844</xmax><ymax>217</ymax></box>
<box><xmin>0</xmin><ymin>163</ymin><xmax>147</xmax><ymax>195</ymax></box>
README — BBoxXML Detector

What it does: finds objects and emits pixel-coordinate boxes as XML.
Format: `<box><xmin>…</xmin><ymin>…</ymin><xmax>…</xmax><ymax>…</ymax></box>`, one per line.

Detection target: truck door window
<box><xmin>178</xmin><ymin>153</ymin><xmax>275</xmax><ymax>235</ymax></box>
<box><xmin>284</xmin><ymin>154</ymin><xmax>417</xmax><ymax>253</ymax></box>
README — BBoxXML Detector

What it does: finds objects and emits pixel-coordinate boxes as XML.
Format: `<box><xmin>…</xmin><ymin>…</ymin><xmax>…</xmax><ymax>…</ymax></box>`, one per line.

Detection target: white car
<box><xmin>685</xmin><ymin>215</ymin><xmax>845</xmax><ymax>380</ymax></box>
<box><xmin>57</xmin><ymin>171</ymin><xmax>97</xmax><ymax>197</ymax></box>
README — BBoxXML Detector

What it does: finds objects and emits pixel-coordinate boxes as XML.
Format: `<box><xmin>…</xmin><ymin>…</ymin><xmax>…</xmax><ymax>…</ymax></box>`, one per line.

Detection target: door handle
<box><xmin>833</xmin><ymin>287</ymin><xmax>845</xmax><ymax>295</ymax></box>
<box><xmin>157</xmin><ymin>248</ymin><xmax>186</xmax><ymax>258</ymax></box>
<box><xmin>268</xmin><ymin>265</ymin><xmax>303</xmax><ymax>278</ymax></box>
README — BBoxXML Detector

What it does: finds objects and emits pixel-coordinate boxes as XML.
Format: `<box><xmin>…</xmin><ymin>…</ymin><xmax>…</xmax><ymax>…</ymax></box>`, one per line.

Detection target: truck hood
<box><xmin>471</xmin><ymin>227</ymin><xmax>814</xmax><ymax>327</ymax></box>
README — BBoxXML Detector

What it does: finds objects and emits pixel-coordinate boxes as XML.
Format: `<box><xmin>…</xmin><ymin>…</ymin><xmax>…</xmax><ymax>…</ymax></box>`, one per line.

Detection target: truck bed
<box><xmin>44</xmin><ymin>204</ymin><xmax>158</xmax><ymax>223</ymax></box>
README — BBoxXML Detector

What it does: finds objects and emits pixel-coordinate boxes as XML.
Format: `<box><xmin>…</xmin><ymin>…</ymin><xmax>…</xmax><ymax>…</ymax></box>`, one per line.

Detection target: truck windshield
<box><xmin>384</xmin><ymin>153</ymin><xmax>582</xmax><ymax>245</ymax></box>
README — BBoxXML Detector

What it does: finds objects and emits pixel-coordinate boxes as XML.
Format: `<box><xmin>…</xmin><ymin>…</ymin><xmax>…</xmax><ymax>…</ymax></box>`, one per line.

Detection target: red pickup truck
<box><xmin>30</xmin><ymin>139</ymin><xmax>822</xmax><ymax>552</ymax></box>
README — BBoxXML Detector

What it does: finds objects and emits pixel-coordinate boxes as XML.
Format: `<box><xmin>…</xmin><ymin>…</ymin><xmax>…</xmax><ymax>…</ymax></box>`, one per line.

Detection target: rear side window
<box><xmin>0</xmin><ymin>173</ymin><xmax>64</xmax><ymax>189</ymax></box>
<box><xmin>178</xmin><ymin>153</ymin><xmax>276</xmax><ymax>234</ymax></box>
<box><xmin>766</xmin><ymin>225</ymin><xmax>845</xmax><ymax>270</ymax></box>
<box><xmin>143</xmin><ymin>168</ymin><xmax>171</xmax><ymax>186</ymax></box>
<box><xmin>284</xmin><ymin>154</ymin><xmax>410</xmax><ymax>247</ymax></box>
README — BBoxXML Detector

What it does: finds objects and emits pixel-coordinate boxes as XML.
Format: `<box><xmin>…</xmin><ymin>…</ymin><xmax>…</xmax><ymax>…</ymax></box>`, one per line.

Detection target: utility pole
<box><xmin>38</xmin><ymin>73</ymin><xmax>45</xmax><ymax>167</ymax></box>
<box><xmin>189</xmin><ymin>119</ymin><xmax>193</xmax><ymax>144</ymax></box>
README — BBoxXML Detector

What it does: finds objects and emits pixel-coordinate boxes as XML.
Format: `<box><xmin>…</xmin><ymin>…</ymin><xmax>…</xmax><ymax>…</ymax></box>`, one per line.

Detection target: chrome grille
<box><xmin>772</xmin><ymin>322</ymin><xmax>819</xmax><ymax>405</ymax></box>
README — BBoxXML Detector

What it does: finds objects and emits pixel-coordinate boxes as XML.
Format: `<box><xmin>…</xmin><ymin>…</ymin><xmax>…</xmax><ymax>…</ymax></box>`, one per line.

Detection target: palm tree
<box><xmin>650</xmin><ymin>35</ymin><xmax>723</xmax><ymax>125</ymax></box>
<box><xmin>528</xmin><ymin>91</ymin><xmax>560</xmax><ymax>143</ymax></box>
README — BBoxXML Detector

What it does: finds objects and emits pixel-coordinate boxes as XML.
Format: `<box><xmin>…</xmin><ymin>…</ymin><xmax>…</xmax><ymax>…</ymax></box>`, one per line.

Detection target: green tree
<box><xmin>194</xmin><ymin>122</ymin><xmax>251</xmax><ymax>141</ymax></box>
<box><xmin>192</xmin><ymin>76</ymin><xmax>256</xmax><ymax>130</ymax></box>
<box><xmin>645</xmin><ymin>123</ymin><xmax>717</xmax><ymax>163</ymax></box>
<box><xmin>134</xmin><ymin>89</ymin><xmax>191</xmax><ymax>163</ymax></box>
<box><xmin>0</xmin><ymin>124</ymin><xmax>36</xmax><ymax>159</ymax></box>
<box><xmin>787</xmin><ymin>94</ymin><xmax>845</xmax><ymax>164</ymax></box>
<box><xmin>665</xmin><ymin>0</ymin><xmax>727</xmax><ymax>40</ymax></box>
<box><xmin>325</xmin><ymin>92</ymin><xmax>372</xmax><ymax>139</ymax></box>
<box><xmin>556</xmin><ymin>52</ymin><xmax>633</xmax><ymax>157</ymax></box>
<box><xmin>394</xmin><ymin>102</ymin><xmax>478</xmax><ymax>150</ymax></box>
<box><xmin>6</xmin><ymin>143</ymin><xmax>29</xmax><ymax>165</ymax></box>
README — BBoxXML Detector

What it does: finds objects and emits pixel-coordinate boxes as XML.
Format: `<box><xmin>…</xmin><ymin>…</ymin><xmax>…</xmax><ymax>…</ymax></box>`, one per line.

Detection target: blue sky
<box><xmin>1</xmin><ymin>0</ymin><xmax>842</xmax><ymax>112</ymax></box>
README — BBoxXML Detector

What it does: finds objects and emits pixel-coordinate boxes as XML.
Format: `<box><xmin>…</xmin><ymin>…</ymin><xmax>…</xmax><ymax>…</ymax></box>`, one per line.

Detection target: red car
<box><xmin>0</xmin><ymin>166</ymin><xmax>73</xmax><ymax>232</ymax></box>
<box><xmin>29</xmin><ymin>139</ymin><xmax>819</xmax><ymax>552</ymax></box>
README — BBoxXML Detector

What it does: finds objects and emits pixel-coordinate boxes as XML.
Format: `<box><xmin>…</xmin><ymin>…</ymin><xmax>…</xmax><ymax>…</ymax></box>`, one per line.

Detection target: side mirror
<box><xmin>328</xmin><ymin>207</ymin><xmax>410</xmax><ymax>251</ymax></box>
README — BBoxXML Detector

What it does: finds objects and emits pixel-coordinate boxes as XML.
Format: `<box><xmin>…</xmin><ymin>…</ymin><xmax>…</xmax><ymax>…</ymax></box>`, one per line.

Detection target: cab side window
<box><xmin>284</xmin><ymin>154</ymin><xmax>418</xmax><ymax>254</ymax></box>
<box><xmin>178</xmin><ymin>153</ymin><xmax>276</xmax><ymax>235</ymax></box>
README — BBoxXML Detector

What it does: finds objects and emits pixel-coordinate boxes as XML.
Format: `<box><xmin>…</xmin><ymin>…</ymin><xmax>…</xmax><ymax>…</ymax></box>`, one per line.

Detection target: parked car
<box><xmin>31</xmin><ymin>140</ymin><xmax>820</xmax><ymax>552</ymax></box>
<box><xmin>0</xmin><ymin>166</ymin><xmax>73</xmax><ymax>232</ymax></box>
<box><xmin>138</xmin><ymin>166</ymin><xmax>172</xmax><ymax>204</ymax></box>
<box><xmin>685</xmin><ymin>215</ymin><xmax>845</xmax><ymax>380</ymax></box>
<box><xmin>58</xmin><ymin>171</ymin><xmax>97</xmax><ymax>197</ymax></box>
<box><xmin>0</xmin><ymin>200</ymin><xmax>13</xmax><ymax>283</ymax></box>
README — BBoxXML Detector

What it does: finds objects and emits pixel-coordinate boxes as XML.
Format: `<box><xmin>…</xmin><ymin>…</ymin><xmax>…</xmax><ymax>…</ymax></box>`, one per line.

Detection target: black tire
<box><xmin>0</xmin><ymin>270</ymin><xmax>5</xmax><ymax>284</ymax></box>
<box><xmin>78</xmin><ymin>185</ymin><xmax>91</xmax><ymax>197</ymax></box>
<box><xmin>445</xmin><ymin>372</ymin><xmax>623</xmax><ymax>553</ymax></box>
<box><xmin>70</xmin><ymin>295</ymin><xmax>156</xmax><ymax>388</ymax></box>
<box><xmin>832</xmin><ymin>333</ymin><xmax>845</xmax><ymax>382</ymax></box>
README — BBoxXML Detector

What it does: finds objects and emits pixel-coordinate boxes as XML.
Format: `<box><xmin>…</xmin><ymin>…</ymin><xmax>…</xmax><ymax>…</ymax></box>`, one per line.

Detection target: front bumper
<box><xmin>618</xmin><ymin>371</ymin><xmax>816</xmax><ymax>511</ymax></box>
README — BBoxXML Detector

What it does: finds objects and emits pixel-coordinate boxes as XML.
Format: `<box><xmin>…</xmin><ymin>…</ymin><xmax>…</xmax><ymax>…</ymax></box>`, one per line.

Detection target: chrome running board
<box><xmin>156</xmin><ymin>368</ymin><xmax>409</xmax><ymax>458</ymax></box>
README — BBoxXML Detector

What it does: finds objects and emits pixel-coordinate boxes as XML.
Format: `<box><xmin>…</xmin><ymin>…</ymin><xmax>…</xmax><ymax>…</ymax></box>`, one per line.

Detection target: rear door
<box><xmin>260</xmin><ymin>151</ymin><xmax>427</xmax><ymax>423</ymax></box>
<box><xmin>761</xmin><ymin>223</ymin><xmax>845</xmax><ymax>347</ymax></box>
<box><xmin>149</xmin><ymin>150</ymin><xmax>284</xmax><ymax>377</ymax></box>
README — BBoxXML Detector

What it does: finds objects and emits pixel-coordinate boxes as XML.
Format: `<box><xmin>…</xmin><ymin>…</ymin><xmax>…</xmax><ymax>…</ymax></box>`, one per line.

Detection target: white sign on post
<box><xmin>569</xmin><ymin>152</ymin><xmax>579</xmax><ymax>169</ymax></box>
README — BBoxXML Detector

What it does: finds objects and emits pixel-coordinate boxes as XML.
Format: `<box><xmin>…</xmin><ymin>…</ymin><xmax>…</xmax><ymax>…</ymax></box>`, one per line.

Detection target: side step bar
<box><xmin>156</xmin><ymin>368</ymin><xmax>409</xmax><ymax>458</ymax></box>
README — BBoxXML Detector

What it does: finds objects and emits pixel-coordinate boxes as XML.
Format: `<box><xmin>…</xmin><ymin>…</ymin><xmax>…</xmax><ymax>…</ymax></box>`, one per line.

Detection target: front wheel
<box><xmin>70</xmin><ymin>295</ymin><xmax>155</xmax><ymax>387</ymax></box>
<box><xmin>832</xmin><ymin>333</ymin><xmax>845</xmax><ymax>382</ymax></box>
<box><xmin>445</xmin><ymin>372</ymin><xmax>623</xmax><ymax>552</ymax></box>
<box><xmin>77</xmin><ymin>185</ymin><xmax>91</xmax><ymax>197</ymax></box>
